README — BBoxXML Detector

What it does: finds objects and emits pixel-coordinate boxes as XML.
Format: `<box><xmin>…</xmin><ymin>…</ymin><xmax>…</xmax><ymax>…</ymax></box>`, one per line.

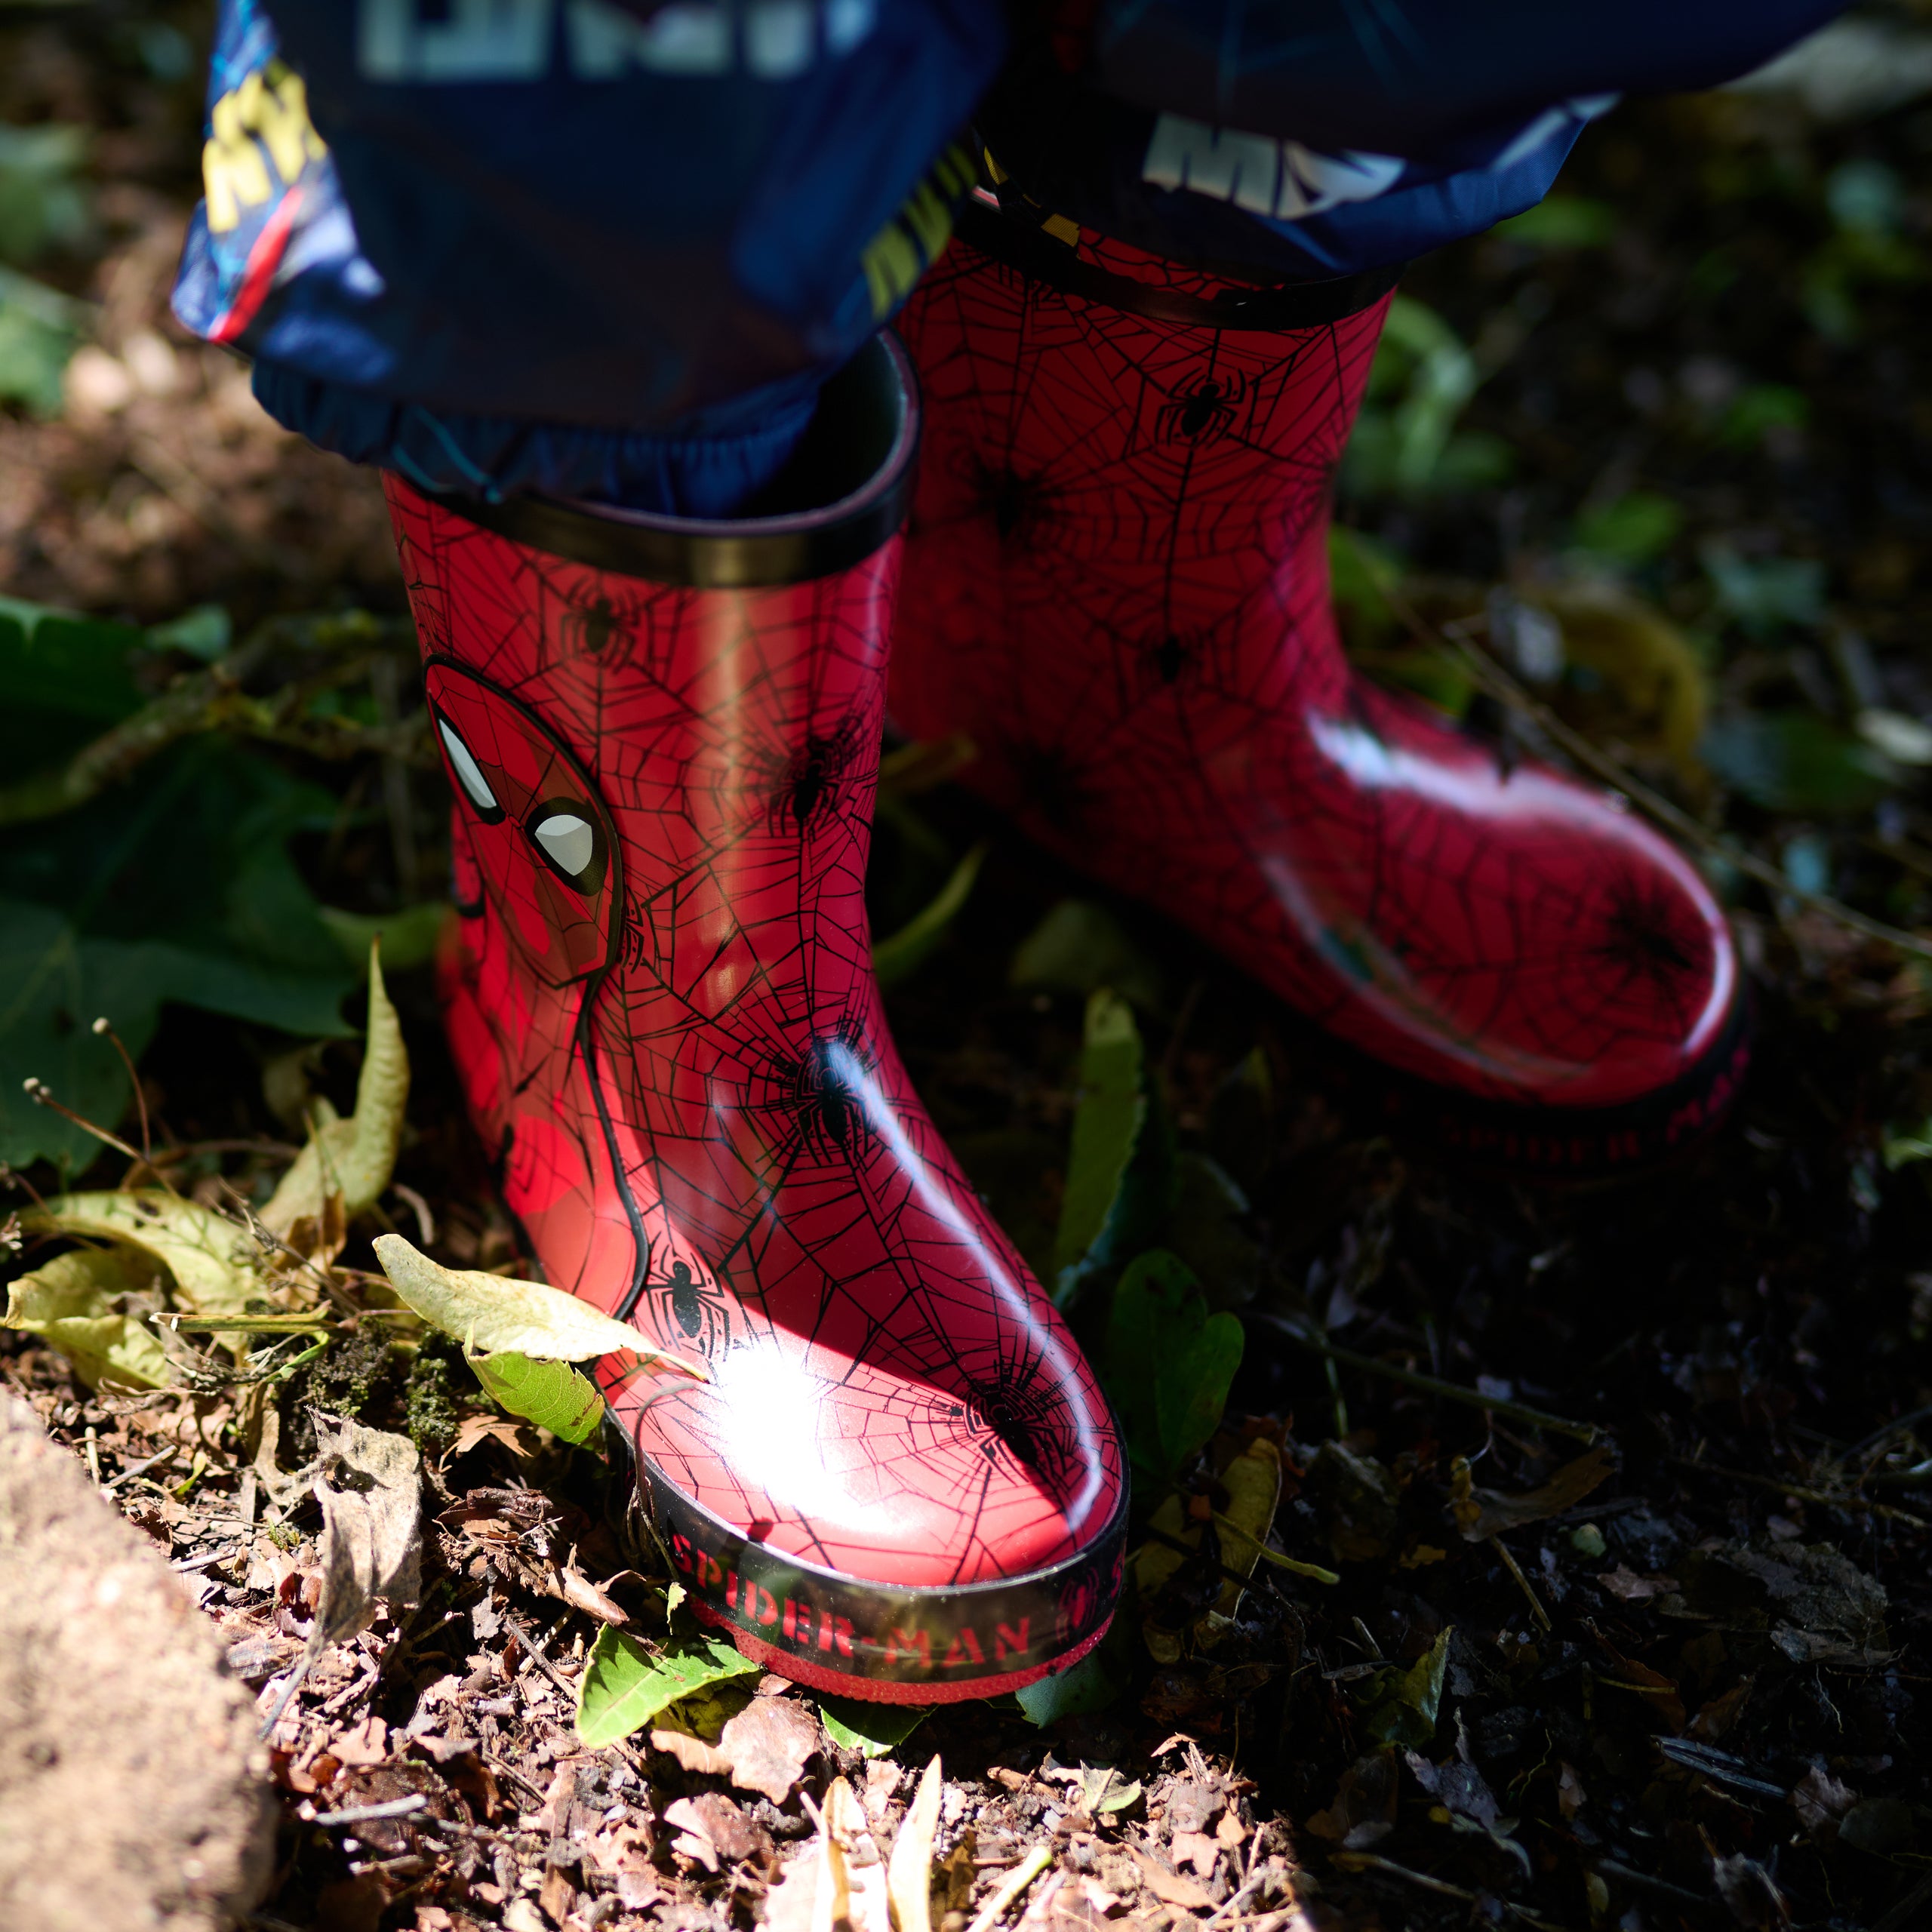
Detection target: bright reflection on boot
<box><xmin>823</xmin><ymin>1040</ymin><xmax>1112</xmax><ymax>1538</ymax></box>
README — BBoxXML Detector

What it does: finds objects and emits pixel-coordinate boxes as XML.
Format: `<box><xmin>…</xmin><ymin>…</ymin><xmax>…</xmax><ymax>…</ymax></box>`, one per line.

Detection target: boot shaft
<box><xmin>897</xmin><ymin>220</ymin><xmax>1391</xmax><ymax>721</ymax></box>
<box><xmin>389</xmin><ymin>338</ymin><xmax>917</xmax><ymax>1019</ymax></box>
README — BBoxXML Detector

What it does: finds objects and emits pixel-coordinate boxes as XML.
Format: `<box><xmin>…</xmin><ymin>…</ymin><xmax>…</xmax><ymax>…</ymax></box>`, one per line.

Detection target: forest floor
<box><xmin>8</xmin><ymin>7</ymin><xmax>1932</xmax><ymax>1932</ymax></box>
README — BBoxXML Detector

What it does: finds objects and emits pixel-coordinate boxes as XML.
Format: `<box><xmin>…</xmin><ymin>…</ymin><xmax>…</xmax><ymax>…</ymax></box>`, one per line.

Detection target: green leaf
<box><xmin>0</xmin><ymin>282</ymin><xmax>76</xmax><ymax>417</ymax></box>
<box><xmin>144</xmin><ymin>605</ymin><xmax>232</xmax><ymax>663</ymax></box>
<box><xmin>1327</xmin><ymin>525</ymin><xmax>1406</xmax><ymax>647</ymax></box>
<box><xmin>820</xmin><ymin>1696</ymin><xmax>932</xmax><ymax>1758</ymax></box>
<box><xmin>1493</xmin><ymin>196</ymin><xmax>1617</xmax><ymax>249</ymax></box>
<box><xmin>318</xmin><ymin>902</ymin><xmax>448</xmax><ymax>974</ymax></box>
<box><xmin>1051</xmin><ymin>989</ymin><xmax>1176</xmax><ymax>1309</ymax></box>
<box><xmin>1357</xmin><ymin>1628</ymin><xmax>1454</xmax><ymax>1749</ymax></box>
<box><xmin>1009</xmin><ymin>900</ymin><xmax>1165</xmax><ymax>1014</ymax></box>
<box><xmin>0</xmin><ymin>595</ymin><xmax>146</xmax><ymax>722</ymax></box>
<box><xmin>468</xmin><ymin>1351</ymin><xmax>608</xmax><ymax>1447</ymax></box>
<box><xmin>374</xmin><ymin>1234</ymin><xmax>704</xmax><ymax>1371</ymax></box>
<box><xmin>1700</xmin><ymin>543</ymin><xmax>1827</xmax><ymax>637</ymax></box>
<box><xmin>1100</xmin><ymin>1249</ymin><xmax>1244</xmax><ymax>1484</ymax></box>
<box><xmin>1343</xmin><ymin>296</ymin><xmax>1490</xmax><ymax>500</ymax></box>
<box><xmin>1719</xmin><ymin>384</ymin><xmax>1809</xmax><ymax>451</ymax></box>
<box><xmin>575</xmin><ymin>1627</ymin><xmax>761</xmax><ymax>1749</ymax></box>
<box><xmin>1571</xmin><ymin>492</ymin><xmax>1684</xmax><ymax>568</ymax></box>
<box><xmin>873</xmin><ymin>840</ymin><xmax>986</xmax><ymax>987</ymax></box>
<box><xmin>1015</xmin><ymin>1645</ymin><xmax>1119</xmax><ymax>1727</ymax></box>
<box><xmin>0</xmin><ymin>122</ymin><xmax>91</xmax><ymax>266</ymax></box>
<box><xmin>1700</xmin><ymin>711</ymin><xmax>1895</xmax><ymax>815</ymax></box>
<box><xmin>3</xmin><ymin>1245</ymin><xmax>174</xmax><ymax>1390</ymax></box>
<box><xmin>1882</xmin><ymin>1120</ymin><xmax>1932</xmax><ymax>1171</ymax></box>
<box><xmin>0</xmin><ymin>739</ymin><xmax>360</xmax><ymax>1168</ymax></box>
<box><xmin>1164</xmin><ymin>1152</ymin><xmax>1263</xmax><ymax>1310</ymax></box>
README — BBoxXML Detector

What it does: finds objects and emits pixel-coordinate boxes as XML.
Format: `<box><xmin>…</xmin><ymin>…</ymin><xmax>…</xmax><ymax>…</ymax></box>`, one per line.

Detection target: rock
<box><xmin>0</xmin><ymin>1392</ymin><xmax>275</xmax><ymax>1929</ymax></box>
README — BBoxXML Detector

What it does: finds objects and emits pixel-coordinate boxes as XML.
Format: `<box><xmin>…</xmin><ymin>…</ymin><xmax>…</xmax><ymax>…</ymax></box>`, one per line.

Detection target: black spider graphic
<box><xmin>1149</xmin><ymin>633</ymin><xmax>1193</xmax><ymax>685</ymax></box>
<box><xmin>941</xmin><ymin>1340</ymin><xmax>1081</xmax><ymax>1498</ymax></box>
<box><xmin>1592</xmin><ymin>872</ymin><xmax>1706</xmax><ymax>1010</ymax></box>
<box><xmin>556</xmin><ymin>594</ymin><xmax>624</xmax><ymax>659</ymax></box>
<box><xmin>1155</xmin><ymin>372</ymin><xmax>1247</xmax><ymax>445</ymax></box>
<box><xmin>770</xmin><ymin>1025</ymin><xmax>875</xmax><ymax>1161</ymax></box>
<box><xmin>964</xmin><ymin>453</ymin><xmax>1059</xmax><ymax>552</ymax></box>
<box><xmin>641</xmin><ymin>1257</ymin><xmax>734</xmax><ymax>1358</ymax></box>
<box><xmin>766</xmin><ymin>711</ymin><xmax>870</xmax><ymax>838</ymax></box>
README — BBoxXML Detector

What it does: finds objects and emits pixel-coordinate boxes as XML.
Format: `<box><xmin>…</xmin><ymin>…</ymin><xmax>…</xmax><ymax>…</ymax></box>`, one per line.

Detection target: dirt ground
<box><xmin>8</xmin><ymin>7</ymin><xmax>1932</xmax><ymax>1932</ymax></box>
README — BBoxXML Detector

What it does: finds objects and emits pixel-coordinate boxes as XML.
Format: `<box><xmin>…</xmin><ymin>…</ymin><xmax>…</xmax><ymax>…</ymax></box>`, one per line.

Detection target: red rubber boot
<box><xmin>387</xmin><ymin>339</ymin><xmax>1125</xmax><ymax>1701</ymax></box>
<box><xmin>891</xmin><ymin>211</ymin><xmax>1746</xmax><ymax>1174</ymax></box>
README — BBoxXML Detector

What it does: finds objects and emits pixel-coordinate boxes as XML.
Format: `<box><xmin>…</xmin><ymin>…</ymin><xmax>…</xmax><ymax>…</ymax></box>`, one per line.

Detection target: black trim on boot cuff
<box><xmin>955</xmin><ymin>198</ymin><xmax>1401</xmax><ymax>331</ymax></box>
<box><xmin>431</xmin><ymin>334</ymin><xmax>918</xmax><ymax>590</ymax></box>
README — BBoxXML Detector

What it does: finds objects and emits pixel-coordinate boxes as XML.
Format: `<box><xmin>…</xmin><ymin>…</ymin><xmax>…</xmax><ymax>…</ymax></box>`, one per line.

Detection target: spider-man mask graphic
<box><xmin>426</xmin><ymin>660</ymin><xmax>618</xmax><ymax>988</ymax></box>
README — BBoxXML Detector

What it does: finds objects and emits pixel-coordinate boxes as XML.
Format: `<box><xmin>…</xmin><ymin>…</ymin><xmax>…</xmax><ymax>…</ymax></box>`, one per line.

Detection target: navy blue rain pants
<box><xmin>171</xmin><ymin>1</ymin><xmax>1845</xmax><ymax>515</ymax></box>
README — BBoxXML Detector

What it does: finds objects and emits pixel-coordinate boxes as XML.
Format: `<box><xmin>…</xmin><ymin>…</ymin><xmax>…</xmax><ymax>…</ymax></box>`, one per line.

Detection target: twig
<box><xmin>482</xmin><ymin>1752</ymin><xmax>552</xmax><ymax>1807</ymax></box>
<box><xmin>259</xmin><ymin>1653</ymin><xmax>315</xmax><ymax>1740</ymax></box>
<box><xmin>1425</xmin><ymin>609</ymin><xmax>1932</xmax><ymax>964</ymax></box>
<box><xmin>21</xmin><ymin>1078</ymin><xmax>146</xmax><ymax>1168</ymax></box>
<box><xmin>221</xmin><ymin>1183</ymin><xmax>360</xmax><ymax>1318</ymax></box>
<box><xmin>91</xmin><ymin>1017</ymin><xmax>151</xmax><ymax>1164</ymax></box>
<box><xmin>100</xmin><ymin>1446</ymin><xmax>175</xmax><ymax>1491</ymax></box>
<box><xmin>392</xmin><ymin>1183</ymin><xmax>436</xmax><ymax>1246</ymax></box>
<box><xmin>1254</xmin><ymin>1315</ymin><xmax>1602</xmax><ymax>1443</ymax></box>
<box><xmin>307</xmin><ymin>1795</ymin><xmax>429</xmax><ymax>1828</ymax></box>
<box><xmin>1595</xmin><ymin>1859</ymin><xmax>1712</xmax><ymax>1908</ymax></box>
<box><xmin>504</xmin><ymin>1615</ymin><xmax>648</xmax><ymax>1779</ymax></box>
<box><xmin>1669</xmin><ymin>1455</ymin><xmax>1932</xmax><ymax>1527</ymax></box>
<box><xmin>1488</xmin><ymin>1537</ymin><xmax>1552</xmax><ymax>1632</ymax></box>
<box><xmin>1138</xmin><ymin>1524</ymin><xmax>1312</xmax><ymax>1598</ymax></box>
<box><xmin>172</xmin><ymin>1543</ymin><xmax>244</xmax><ymax>1574</ymax></box>
<box><xmin>1329</xmin><ymin>1851</ymin><xmax>1564</xmax><ymax>1931</ymax></box>
<box><xmin>1210</xmin><ymin>1515</ymin><xmax>1340</xmax><ymax>1585</ymax></box>
<box><xmin>966</xmin><ymin>1842</ymin><xmax>1054</xmax><ymax>1932</ymax></box>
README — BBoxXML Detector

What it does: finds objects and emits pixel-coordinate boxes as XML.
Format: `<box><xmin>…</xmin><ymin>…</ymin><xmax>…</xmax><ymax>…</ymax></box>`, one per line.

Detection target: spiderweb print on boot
<box><xmin>891</xmin><ymin>214</ymin><xmax>1747</xmax><ymax>1174</ymax></box>
<box><xmin>388</xmin><ymin>340</ymin><xmax>1127</xmax><ymax>1703</ymax></box>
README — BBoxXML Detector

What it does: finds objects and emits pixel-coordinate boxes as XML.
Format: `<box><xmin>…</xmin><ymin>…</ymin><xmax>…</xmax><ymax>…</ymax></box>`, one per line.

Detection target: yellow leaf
<box><xmin>1529</xmin><ymin>581</ymin><xmax>1709</xmax><ymax>780</ymax></box>
<box><xmin>32</xmin><ymin>1190</ymin><xmax>262</xmax><ymax>1317</ymax></box>
<box><xmin>3</xmin><ymin>1246</ymin><xmax>174</xmax><ymax>1389</ymax></box>
<box><xmin>887</xmin><ymin>1753</ymin><xmax>943</xmax><ymax>1932</ymax></box>
<box><xmin>372</xmin><ymin>1234</ymin><xmax>706</xmax><ymax>1376</ymax></box>
<box><xmin>262</xmin><ymin>940</ymin><xmax>409</xmax><ymax>1236</ymax></box>
<box><xmin>1212</xmin><ymin>1436</ymin><xmax>1284</xmax><ymax>1616</ymax></box>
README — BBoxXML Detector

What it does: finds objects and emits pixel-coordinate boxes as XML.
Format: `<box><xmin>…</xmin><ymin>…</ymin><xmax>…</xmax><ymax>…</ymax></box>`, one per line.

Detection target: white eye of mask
<box><xmin>438</xmin><ymin>718</ymin><xmax>500</xmax><ymax>815</ymax></box>
<box><xmin>532</xmin><ymin>811</ymin><xmax>595</xmax><ymax>878</ymax></box>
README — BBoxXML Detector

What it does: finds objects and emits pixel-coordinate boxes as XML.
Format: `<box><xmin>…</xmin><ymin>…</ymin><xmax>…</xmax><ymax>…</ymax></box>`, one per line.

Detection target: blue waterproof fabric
<box><xmin>171</xmin><ymin>1</ymin><xmax>1847</xmax><ymax>509</ymax></box>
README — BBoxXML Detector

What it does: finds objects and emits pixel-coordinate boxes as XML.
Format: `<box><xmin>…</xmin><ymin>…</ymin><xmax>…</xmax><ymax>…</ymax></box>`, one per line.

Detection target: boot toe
<box><xmin>611</xmin><ymin>1327</ymin><xmax>1127</xmax><ymax>1700</ymax></box>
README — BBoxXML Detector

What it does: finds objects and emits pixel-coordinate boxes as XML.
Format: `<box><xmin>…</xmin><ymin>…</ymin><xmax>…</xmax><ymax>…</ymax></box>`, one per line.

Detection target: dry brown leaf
<box><xmin>663</xmin><ymin>1792</ymin><xmax>759</xmax><ymax>1872</ymax></box>
<box><xmin>328</xmin><ymin>1715</ymin><xmax>387</xmax><ymax>1767</ymax></box>
<box><xmin>1129</xmin><ymin>1847</ymin><xmax>1214</xmax><ymax>1911</ymax></box>
<box><xmin>1170</xmin><ymin>1830</ymin><xmax>1220</xmax><ymax>1878</ymax></box>
<box><xmin>308</xmin><ymin>1419</ymin><xmax>423</xmax><ymax>1655</ymax></box>
<box><xmin>1792</xmin><ymin>1763</ymin><xmax>1860</xmax><ymax>1834</ymax></box>
<box><xmin>886</xmin><ymin>1753</ymin><xmax>943</xmax><ymax>1932</ymax></box>
<box><xmin>651</xmin><ymin>1728</ymin><xmax>733</xmax><ymax>1778</ymax></box>
<box><xmin>1595</xmin><ymin>1564</ymin><xmax>1675</xmax><ymax>1601</ymax></box>
<box><xmin>1453</xmin><ymin>1446</ymin><xmax>1614</xmax><ymax>1541</ymax></box>
<box><xmin>719</xmin><ymin>1695</ymin><xmax>820</xmax><ymax>1805</ymax></box>
<box><xmin>447</xmin><ymin>1412</ymin><xmax>542</xmax><ymax>1462</ymax></box>
<box><xmin>557</xmin><ymin>1562</ymin><xmax>629</xmax><ymax>1626</ymax></box>
<box><xmin>652</xmin><ymin>1694</ymin><xmax>818</xmax><ymax>1803</ymax></box>
<box><xmin>765</xmin><ymin>1844</ymin><xmax>824</xmax><ymax>1932</ymax></box>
